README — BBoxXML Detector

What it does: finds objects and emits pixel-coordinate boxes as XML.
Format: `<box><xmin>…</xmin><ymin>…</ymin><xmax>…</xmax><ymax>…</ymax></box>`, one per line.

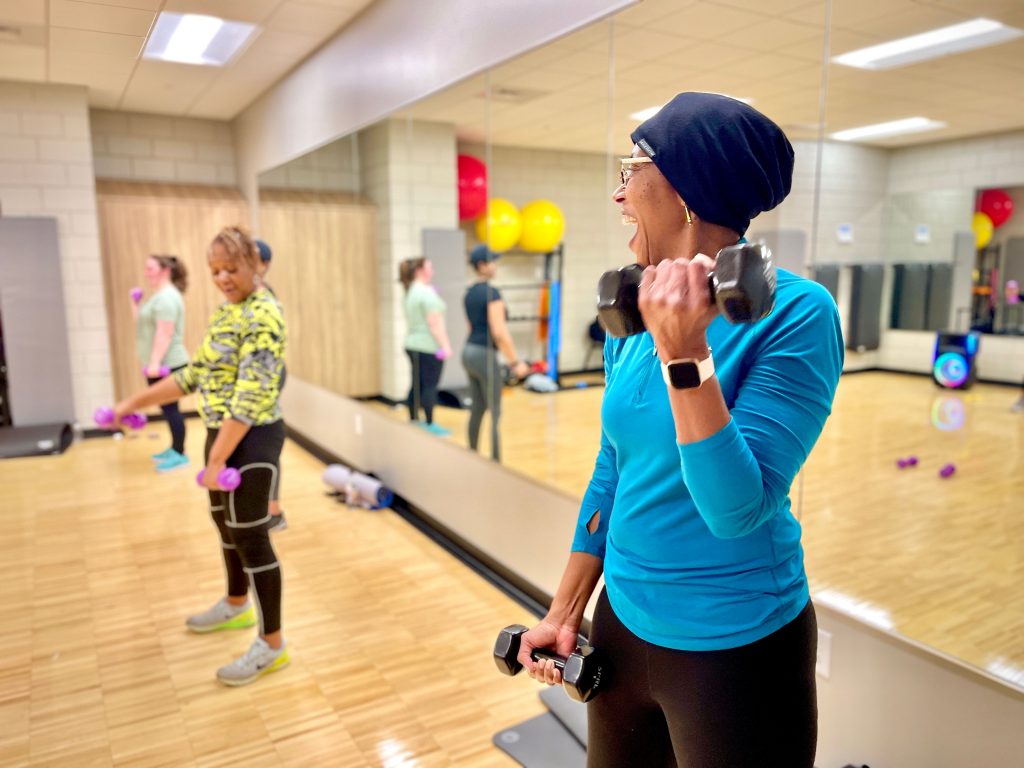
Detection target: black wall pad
<box><xmin>848</xmin><ymin>264</ymin><xmax>884</xmax><ymax>351</ymax></box>
<box><xmin>493</xmin><ymin>712</ymin><xmax>587</xmax><ymax>767</ymax></box>
<box><xmin>926</xmin><ymin>263</ymin><xmax>953</xmax><ymax>331</ymax></box>
<box><xmin>0</xmin><ymin>423</ymin><xmax>72</xmax><ymax>458</ymax></box>
<box><xmin>890</xmin><ymin>264</ymin><xmax>928</xmax><ymax>330</ymax></box>
<box><xmin>812</xmin><ymin>264</ymin><xmax>839</xmax><ymax>302</ymax></box>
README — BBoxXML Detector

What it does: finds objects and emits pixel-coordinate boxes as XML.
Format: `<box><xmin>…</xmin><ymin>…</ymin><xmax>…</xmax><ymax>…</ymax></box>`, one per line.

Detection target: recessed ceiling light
<box><xmin>833</xmin><ymin>17</ymin><xmax>1023</xmax><ymax>70</ymax></box>
<box><xmin>143</xmin><ymin>12</ymin><xmax>258</xmax><ymax>66</ymax></box>
<box><xmin>629</xmin><ymin>93</ymin><xmax>753</xmax><ymax>122</ymax></box>
<box><xmin>830</xmin><ymin>117</ymin><xmax>946</xmax><ymax>142</ymax></box>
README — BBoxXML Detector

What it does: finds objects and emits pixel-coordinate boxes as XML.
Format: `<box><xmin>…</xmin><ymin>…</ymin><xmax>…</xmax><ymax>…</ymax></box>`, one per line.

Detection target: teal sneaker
<box><xmin>421</xmin><ymin>422</ymin><xmax>451</xmax><ymax>437</ymax></box>
<box><xmin>156</xmin><ymin>450</ymin><xmax>189</xmax><ymax>473</ymax></box>
<box><xmin>151</xmin><ymin>448</ymin><xmax>174</xmax><ymax>461</ymax></box>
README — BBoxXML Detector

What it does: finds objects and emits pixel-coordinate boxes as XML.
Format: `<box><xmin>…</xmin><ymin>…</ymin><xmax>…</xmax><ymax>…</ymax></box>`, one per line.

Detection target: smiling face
<box><xmin>612</xmin><ymin>148</ymin><xmax>693</xmax><ymax>267</ymax></box>
<box><xmin>208</xmin><ymin>241</ymin><xmax>258</xmax><ymax>304</ymax></box>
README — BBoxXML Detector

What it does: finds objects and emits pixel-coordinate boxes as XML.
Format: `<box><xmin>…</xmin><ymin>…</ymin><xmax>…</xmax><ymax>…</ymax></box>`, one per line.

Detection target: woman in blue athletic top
<box><xmin>517</xmin><ymin>93</ymin><xmax>844</xmax><ymax>767</ymax></box>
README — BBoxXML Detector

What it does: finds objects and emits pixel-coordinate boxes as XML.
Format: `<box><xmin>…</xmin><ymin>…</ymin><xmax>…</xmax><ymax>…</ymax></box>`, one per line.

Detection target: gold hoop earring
<box><xmin>683</xmin><ymin>204</ymin><xmax>693</xmax><ymax>225</ymax></box>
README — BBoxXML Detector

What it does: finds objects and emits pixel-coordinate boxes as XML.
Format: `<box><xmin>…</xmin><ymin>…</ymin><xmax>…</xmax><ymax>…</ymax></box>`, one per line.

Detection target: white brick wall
<box><xmin>359</xmin><ymin>119</ymin><xmax>458</xmax><ymax>401</ymax></box>
<box><xmin>0</xmin><ymin>82</ymin><xmax>114</xmax><ymax>425</ymax></box>
<box><xmin>90</xmin><ymin>109</ymin><xmax>237</xmax><ymax>185</ymax></box>
<box><xmin>258</xmin><ymin>136</ymin><xmax>360</xmax><ymax>192</ymax></box>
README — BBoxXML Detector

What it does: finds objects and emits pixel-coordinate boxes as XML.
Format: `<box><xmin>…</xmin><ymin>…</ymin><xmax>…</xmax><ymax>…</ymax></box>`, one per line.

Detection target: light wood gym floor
<box><xmin>378</xmin><ymin>370</ymin><xmax>1024</xmax><ymax>690</ymax></box>
<box><xmin>1</xmin><ymin>429</ymin><xmax>547</xmax><ymax>766</ymax></box>
<box><xmin>4</xmin><ymin>370</ymin><xmax>1022</xmax><ymax>765</ymax></box>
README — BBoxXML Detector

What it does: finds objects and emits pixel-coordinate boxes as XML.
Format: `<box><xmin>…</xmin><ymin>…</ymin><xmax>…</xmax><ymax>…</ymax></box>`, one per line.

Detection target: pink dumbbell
<box><xmin>196</xmin><ymin>467</ymin><xmax>241</xmax><ymax>491</ymax></box>
<box><xmin>130</xmin><ymin>287</ymin><xmax>143</xmax><ymax>304</ymax></box>
<box><xmin>94</xmin><ymin>407</ymin><xmax>147</xmax><ymax>430</ymax></box>
<box><xmin>143</xmin><ymin>366</ymin><xmax>171</xmax><ymax>377</ymax></box>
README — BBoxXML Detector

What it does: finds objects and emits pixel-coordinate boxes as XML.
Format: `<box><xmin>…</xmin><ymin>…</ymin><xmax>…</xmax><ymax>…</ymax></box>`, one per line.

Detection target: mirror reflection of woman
<box><xmin>461</xmin><ymin>245</ymin><xmax>529</xmax><ymax>461</ymax></box>
<box><xmin>399</xmin><ymin>257</ymin><xmax>453</xmax><ymax>436</ymax></box>
<box><xmin>114</xmin><ymin>226</ymin><xmax>290</xmax><ymax>686</ymax></box>
<box><xmin>134</xmin><ymin>254</ymin><xmax>189</xmax><ymax>471</ymax></box>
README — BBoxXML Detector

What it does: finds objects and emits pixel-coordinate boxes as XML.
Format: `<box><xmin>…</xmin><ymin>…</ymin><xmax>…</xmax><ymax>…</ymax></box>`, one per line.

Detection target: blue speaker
<box><xmin>932</xmin><ymin>331</ymin><xmax>981</xmax><ymax>389</ymax></box>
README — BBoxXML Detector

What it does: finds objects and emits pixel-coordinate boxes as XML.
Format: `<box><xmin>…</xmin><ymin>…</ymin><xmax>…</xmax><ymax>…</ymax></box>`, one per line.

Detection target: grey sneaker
<box><xmin>1012</xmin><ymin>399</ymin><xmax>1024</xmax><ymax>413</ymax></box>
<box><xmin>185</xmin><ymin>598</ymin><xmax>256</xmax><ymax>634</ymax></box>
<box><xmin>216</xmin><ymin>637</ymin><xmax>290</xmax><ymax>686</ymax></box>
<box><xmin>268</xmin><ymin>511</ymin><xmax>287</xmax><ymax>532</ymax></box>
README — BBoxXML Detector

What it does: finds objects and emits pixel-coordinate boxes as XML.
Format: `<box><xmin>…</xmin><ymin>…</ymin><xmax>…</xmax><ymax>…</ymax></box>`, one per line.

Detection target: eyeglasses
<box><xmin>619</xmin><ymin>156</ymin><xmax>653</xmax><ymax>186</ymax></box>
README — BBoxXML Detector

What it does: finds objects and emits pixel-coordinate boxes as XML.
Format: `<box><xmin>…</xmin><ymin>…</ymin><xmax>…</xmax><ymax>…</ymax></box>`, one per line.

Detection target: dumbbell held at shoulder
<box><xmin>597</xmin><ymin>242</ymin><xmax>776</xmax><ymax>338</ymax></box>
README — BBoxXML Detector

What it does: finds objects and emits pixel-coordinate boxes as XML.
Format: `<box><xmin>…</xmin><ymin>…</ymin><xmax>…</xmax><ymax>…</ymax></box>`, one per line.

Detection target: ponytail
<box><xmin>152</xmin><ymin>254</ymin><xmax>188</xmax><ymax>293</ymax></box>
<box><xmin>398</xmin><ymin>257</ymin><xmax>426</xmax><ymax>292</ymax></box>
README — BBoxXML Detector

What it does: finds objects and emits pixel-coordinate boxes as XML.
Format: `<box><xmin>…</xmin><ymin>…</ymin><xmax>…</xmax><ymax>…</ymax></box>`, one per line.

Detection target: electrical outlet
<box><xmin>354</xmin><ymin>413</ymin><xmax>363</xmax><ymax>436</ymax></box>
<box><xmin>816</xmin><ymin>628</ymin><xmax>832</xmax><ymax>679</ymax></box>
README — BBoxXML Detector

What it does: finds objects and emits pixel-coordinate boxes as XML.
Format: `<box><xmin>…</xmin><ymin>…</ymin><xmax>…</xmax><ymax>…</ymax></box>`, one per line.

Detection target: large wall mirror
<box><xmin>802</xmin><ymin>0</ymin><xmax>1024</xmax><ymax>693</ymax></box>
<box><xmin>256</xmin><ymin>0</ymin><xmax>1023</xmax><ymax>695</ymax></box>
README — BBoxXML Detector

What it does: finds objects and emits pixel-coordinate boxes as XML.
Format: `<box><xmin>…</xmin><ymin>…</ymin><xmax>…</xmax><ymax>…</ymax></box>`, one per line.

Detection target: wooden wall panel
<box><xmin>96</xmin><ymin>181</ymin><xmax>250</xmax><ymax>403</ymax></box>
<box><xmin>259</xmin><ymin>190</ymin><xmax>380</xmax><ymax>397</ymax></box>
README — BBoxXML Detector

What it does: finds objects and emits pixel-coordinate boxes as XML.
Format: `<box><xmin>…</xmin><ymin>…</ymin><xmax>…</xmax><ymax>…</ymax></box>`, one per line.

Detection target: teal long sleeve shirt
<box><xmin>571</xmin><ymin>269</ymin><xmax>844</xmax><ymax>651</ymax></box>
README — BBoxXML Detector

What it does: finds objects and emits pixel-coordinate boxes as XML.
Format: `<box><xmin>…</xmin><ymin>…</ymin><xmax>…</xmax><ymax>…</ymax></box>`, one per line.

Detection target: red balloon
<box><xmin>977</xmin><ymin>188</ymin><xmax>1014</xmax><ymax>228</ymax></box>
<box><xmin>457</xmin><ymin>154</ymin><xmax>487</xmax><ymax>221</ymax></box>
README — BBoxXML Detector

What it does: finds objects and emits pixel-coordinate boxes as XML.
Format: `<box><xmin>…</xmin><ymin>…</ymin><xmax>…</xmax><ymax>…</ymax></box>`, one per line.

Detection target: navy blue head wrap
<box><xmin>629</xmin><ymin>92</ymin><xmax>794</xmax><ymax>235</ymax></box>
<box><xmin>255</xmin><ymin>239</ymin><xmax>272</xmax><ymax>263</ymax></box>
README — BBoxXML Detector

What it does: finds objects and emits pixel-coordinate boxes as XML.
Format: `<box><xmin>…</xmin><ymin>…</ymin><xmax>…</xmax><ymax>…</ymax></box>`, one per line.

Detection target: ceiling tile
<box><xmin>120</xmin><ymin>59</ymin><xmax>220</xmax><ymax>114</ymax></box>
<box><xmin>263</xmin><ymin>1</ymin><xmax>356</xmax><ymax>36</ymax></box>
<box><xmin>50</xmin><ymin>26</ymin><xmax>144</xmax><ymax>57</ymax></box>
<box><xmin>162</xmin><ymin>0</ymin><xmax>280</xmax><ymax>24</ymax></box>
<box><xmin>0</xmin><ymin>43</ymin><xmax>46</xmax><ymax>80</ymax></box>
<box><xmin>85</xmin><ymin>0</ymin><xmax>162</xmax><ymax>9</ymax></box>
<box><xmin>0</xmin><ymin>0</ymin><xmax>46</xmax><ymax>25</ymax></box>
<box><xmin>656</xmin><ymin>1</ymin><xmax>769</xmax><ymax>40</ymax></box>
<box><xmin>50</xmin><ymin>0</ymin><xmax>155</xmax><ymax>35</ymax></box>
<box><xmin>50</xmin><ymin>49</ymin><xmax>136</xmax><ymax>89</ymax></box>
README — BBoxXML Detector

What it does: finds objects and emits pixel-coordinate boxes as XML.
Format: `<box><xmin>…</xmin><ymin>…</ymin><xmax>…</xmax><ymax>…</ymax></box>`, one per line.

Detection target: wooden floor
<box><xmin>5</xmin><ymin>371</ymin><xmax>1022</xmax><ymax>766</ymax></box>
<box><xmin>377</xmin><ymin>371</ymin><xmax>1024</xmax><ymax>691</ymax></box>
<box><xmin>1</xmin><ymin>430</ymin><xmax>547</xmax><ymax>767</ymax></box>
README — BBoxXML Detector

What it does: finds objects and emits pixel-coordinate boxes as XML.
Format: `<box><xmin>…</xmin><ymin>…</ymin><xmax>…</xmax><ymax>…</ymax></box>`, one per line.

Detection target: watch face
<box><xmin>668</xmin><ymin>361</ymin><xmax>701</xmax><ymax>389</ymax></box>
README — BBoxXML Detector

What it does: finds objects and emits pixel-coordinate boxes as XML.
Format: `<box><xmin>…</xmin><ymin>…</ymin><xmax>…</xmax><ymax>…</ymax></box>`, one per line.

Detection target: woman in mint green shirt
<box><xmin>399</xmin><ymin>257</ymin><xmax>452</xmax><ymax>435</ymax></box>
<box><xmin>134</xmin><ymin>254</ymin><xmax>189</xmax><ymax>470</ymax></box>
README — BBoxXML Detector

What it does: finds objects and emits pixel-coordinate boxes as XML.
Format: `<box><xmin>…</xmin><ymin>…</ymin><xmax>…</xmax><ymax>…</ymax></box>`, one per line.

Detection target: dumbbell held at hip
<box><xmin>94</xmin><ymin>406</ymin><xmax>147</xmax><ymax>430</ymax></box>
<box><xmin>196</xmin><ymin>467</ymin><xmax>241</xmax><ymax>491</ymax></box>
<box><xmin>596</xmin><ymin>242</ymin><xmax>776</xmax><ymax>338</ymax></box>
<box><xmin>142</xmin><ymin>365</ymin><xmax>171</xmax><ymax>378</ymax></box>
<box><xmin>493</xmin><ymin>624</ymin><xmax>605</xmax><ymax>703</ymax></box>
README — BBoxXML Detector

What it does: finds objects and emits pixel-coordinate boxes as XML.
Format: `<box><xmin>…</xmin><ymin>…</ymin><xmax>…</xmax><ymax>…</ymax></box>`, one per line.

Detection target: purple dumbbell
<box><xmin>196</xmin><ymin>467</ymin><xmax>241</xmax><ymax>491</ymax></box>
<box><xmin>130</xmin><ymin>287</ymin><xmax>143</xmax><ymax>304</ymax></box>
<box><xmin>939</xmin><ymin>463</ymin><xmax>956</xmax><ymax>478</ymax></box>
<box><xmin>143</xmin><ymin>365</ymin><xmax>171</xmax><ymax>378</ymax></box>
<box><xmin>94</xmin><ymin>407</ymin><xmax>147</xmax><ymax>430</ymax></box>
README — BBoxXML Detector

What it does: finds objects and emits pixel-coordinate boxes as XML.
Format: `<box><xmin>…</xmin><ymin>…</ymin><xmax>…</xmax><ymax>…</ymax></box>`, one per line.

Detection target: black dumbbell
<box><xmin>596</xmin><ymin>242</ymin><xmax>777</xmax><ymax>338</ymax></box>
<box><xmin>493</xmin><ymin>624</ymin><xmax>605</xmax><ymax>703</ymax></box>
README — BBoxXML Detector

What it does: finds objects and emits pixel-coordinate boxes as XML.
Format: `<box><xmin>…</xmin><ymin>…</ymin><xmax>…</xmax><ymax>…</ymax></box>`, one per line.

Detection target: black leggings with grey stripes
<box><xmin>204</xmin><ymin>421</ymin><xmax>285</xmax><ymax>634</ymax></box>
<box><xmin>586</xmin><ymin>588</ymin><xmax>818</xmax><ymax>768</ymax></box>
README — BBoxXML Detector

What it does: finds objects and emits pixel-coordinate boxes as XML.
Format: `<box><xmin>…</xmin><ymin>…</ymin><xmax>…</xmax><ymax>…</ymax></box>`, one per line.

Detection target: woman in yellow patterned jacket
<box><xmin>114</xmin><ymin>225</ymin><xmax>289</xmax><ymax>686</ymax></box>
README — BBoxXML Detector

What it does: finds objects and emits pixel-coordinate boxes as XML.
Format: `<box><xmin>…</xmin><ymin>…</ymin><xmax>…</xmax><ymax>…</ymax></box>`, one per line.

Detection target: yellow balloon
<box><xmin>475</xmin><ymin>198</ymin><xmax>521</xmax><ymax>252</ymax></box>
<box><xmin>518</xmin><ymin>199</ymin><xmax>565</xmax><ymax>253</ymax></box>
<box><xmin>972</xmin><ymin>211</ymin><xmax>994</xmax><ymax>250</ymax></box>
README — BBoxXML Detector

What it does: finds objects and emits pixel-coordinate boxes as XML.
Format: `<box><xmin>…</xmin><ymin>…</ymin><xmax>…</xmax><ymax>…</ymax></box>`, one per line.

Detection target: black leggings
<box><xmin>587</xmin><ymin>589</ymin><xmax>818</xmax><ymax>768</ymax></box>
<box><xmin>204</xmin><ymin>421</ymin><xmax>285</xmax><ymax>634</ymax></box>
<box><xmin>406</xmin><ymin>349</ymin><xmax>444</xmax><ymax>424</ymax></box>
<box><xmin>147</xmin><ymin>365</ymin><xmax>186</xmax><ymax>454</ymax></box>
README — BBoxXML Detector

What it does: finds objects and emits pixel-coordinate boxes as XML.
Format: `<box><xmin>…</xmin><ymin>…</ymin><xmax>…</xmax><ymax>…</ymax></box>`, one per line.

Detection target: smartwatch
<box><xmin>661</xmin><ymin>351</ymin><xmax>715</xmax><ymax>390</ymax></box>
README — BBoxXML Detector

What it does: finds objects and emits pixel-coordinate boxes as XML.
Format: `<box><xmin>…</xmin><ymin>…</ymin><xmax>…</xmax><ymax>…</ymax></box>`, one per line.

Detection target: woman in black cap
<box><xmin>462</xmin><ymin>245</ymin><xmax>530</xmax><ymax>461</ymax></box>
<box><xmin>515</xmin><ymin>93</ymin><xmax>844</xmax><ymax>766</ymax></box>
